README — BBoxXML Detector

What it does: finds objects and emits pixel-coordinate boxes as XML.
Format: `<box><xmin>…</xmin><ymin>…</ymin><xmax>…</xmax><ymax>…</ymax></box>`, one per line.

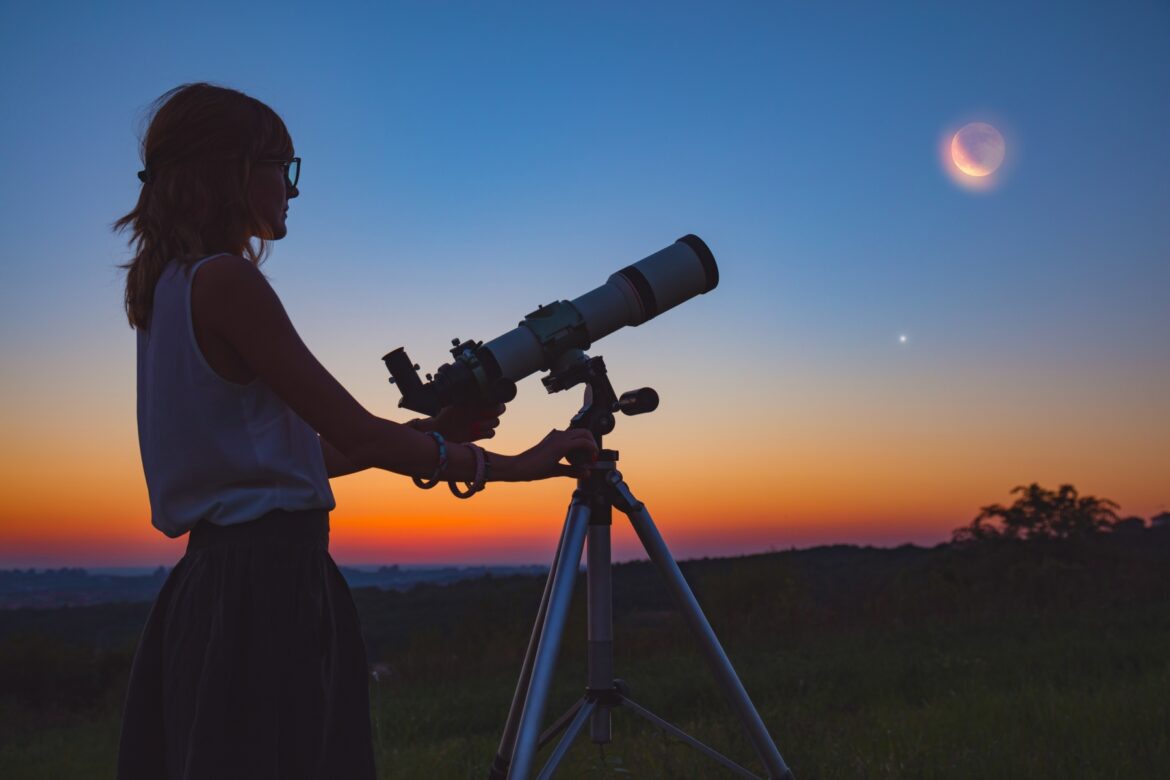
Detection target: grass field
<box><xmin>2</xmin><ymin>536</ymin><xmax>1168</xmax><ymax>778</ymax></box>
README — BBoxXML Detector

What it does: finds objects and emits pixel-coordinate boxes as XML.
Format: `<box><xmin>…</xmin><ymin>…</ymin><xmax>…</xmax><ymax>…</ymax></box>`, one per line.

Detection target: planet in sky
<box><xmin>950</xmin><ymin>122</ymin><xmax>1006</xmax><ymax>177</ymax></box>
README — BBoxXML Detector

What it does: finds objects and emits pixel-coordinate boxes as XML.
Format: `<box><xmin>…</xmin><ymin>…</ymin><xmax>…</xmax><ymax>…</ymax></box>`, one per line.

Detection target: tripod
<box><xmin>488</xmin><ymin>353</ymin><xmax>793</xmax><ymax>780</ymax></box>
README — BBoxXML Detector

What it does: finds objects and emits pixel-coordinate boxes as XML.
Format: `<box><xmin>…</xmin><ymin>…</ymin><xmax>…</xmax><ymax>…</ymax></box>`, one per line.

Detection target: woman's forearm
<box><xmin>322</xmin><ymin>419</ymin><xmax>439</xmax><ymax>478</ymax></box>
<box><xmin>343</xmin><ymin>416</ymin><xmax>518</xmax><ymax>482</ymax></box>
<box><xmin>405</xmin><ymin>417</ymin><xmax>436</xmax><ymax>434</ymax></box>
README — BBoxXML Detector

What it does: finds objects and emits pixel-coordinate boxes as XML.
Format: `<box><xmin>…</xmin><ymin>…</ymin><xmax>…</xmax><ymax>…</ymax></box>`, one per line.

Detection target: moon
<box><xmin>951</xmin><ymin>122</ymin><xmax>1005</xmax><ymax>177</ymax></box>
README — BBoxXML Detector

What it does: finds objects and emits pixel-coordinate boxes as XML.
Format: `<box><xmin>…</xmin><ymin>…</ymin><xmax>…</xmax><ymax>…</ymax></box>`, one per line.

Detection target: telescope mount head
<box><xmin>542</xmin><ymin>352</ymin><xmax>659</xmax><ymax>451</ymax></box>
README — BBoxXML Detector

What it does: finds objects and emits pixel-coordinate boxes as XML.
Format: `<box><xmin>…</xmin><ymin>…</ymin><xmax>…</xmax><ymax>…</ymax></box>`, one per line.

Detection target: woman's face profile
<box><xmin>249</xmin><ymin>158</ymin><xmax>298</xmax><ymax>241</ymax></box>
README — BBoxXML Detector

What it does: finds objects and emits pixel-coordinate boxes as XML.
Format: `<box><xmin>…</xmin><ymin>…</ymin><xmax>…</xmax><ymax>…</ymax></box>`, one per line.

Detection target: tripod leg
<box><xmin>508</xmin><ymin>493</ymin><xmax>592</xmax><ymax>779</ymax></box>
<box><xmin>606</xmin><ymin>472</ymin><xmax>795</xmax><ymax>780</ymax></box>
<box><xmin>586</xmin><ymin>501</ymin><xmax>614</xmax><ymax>744</ymax></box>
<box><xmin>490</xmin><ymin>514</ymin><xmax>571</xmax><ymax>780</ymax></box>
<box><xmin>535</xmin><ymin>698</ymin><xmax>596</xmax><ymax>780</ymax></box>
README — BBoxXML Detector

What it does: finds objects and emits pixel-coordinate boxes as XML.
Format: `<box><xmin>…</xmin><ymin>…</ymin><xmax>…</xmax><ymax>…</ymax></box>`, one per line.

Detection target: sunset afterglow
<box><xmin>1</xmin><ymin>3</ymin><xmax>1167</xmax><ymax>569</ymax></box>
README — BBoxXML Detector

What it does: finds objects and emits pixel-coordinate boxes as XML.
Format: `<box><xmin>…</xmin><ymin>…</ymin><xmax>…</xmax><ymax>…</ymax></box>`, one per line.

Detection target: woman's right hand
<box><xmin>506</xmin><ymin>428</ymin><xmax>599</xmax><ymax>481</ymax></box>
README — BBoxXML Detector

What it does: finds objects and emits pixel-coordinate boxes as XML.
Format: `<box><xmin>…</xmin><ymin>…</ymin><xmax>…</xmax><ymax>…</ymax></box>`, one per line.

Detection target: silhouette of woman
<box><xmin>114</xmin><ymin>82</ymin><xmax>597</xmax><ymax>780</ymax></box>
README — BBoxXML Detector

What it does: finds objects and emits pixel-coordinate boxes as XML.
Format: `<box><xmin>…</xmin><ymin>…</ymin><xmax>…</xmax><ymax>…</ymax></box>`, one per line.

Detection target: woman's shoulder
<box><xmin>192</xmin><ymin>252</ymin><xmax>254</xmax><ymax>274</ymax></box>
<box><xmin>191</xmin><ymin>254</ymin><xmax>287</xmax><ymax>334</ymax></box>
<box><xmin>192</xmin><ymin>254</ymin><xmax>270</xmax><ymax>293</ymax></box>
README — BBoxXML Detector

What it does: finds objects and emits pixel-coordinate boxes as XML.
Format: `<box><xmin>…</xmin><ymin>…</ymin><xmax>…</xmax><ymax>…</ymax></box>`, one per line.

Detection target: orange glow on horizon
<box><xmin>2</xmin><ymin>355</ymin><xmax>1167</xmax><ymax>568</ymax></box>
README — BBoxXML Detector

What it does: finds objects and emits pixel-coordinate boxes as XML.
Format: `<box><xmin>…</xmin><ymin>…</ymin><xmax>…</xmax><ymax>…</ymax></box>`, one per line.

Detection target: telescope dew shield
<box><xmin>483</xmin><ymin>234</ymin><xmax>719</xmax><ymax>382</ymax></box>
<box><xmin>605</xmin><ymin>233</ymin><xmax>718</xmax><ymax>327</ymax></box>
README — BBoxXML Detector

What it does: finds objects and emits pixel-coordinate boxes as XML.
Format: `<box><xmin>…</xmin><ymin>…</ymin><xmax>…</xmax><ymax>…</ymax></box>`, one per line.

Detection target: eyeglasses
<box><xmin>257</xmin><ymin>156</ymin><xmax>301</xmax><ymax>189</ymax></box>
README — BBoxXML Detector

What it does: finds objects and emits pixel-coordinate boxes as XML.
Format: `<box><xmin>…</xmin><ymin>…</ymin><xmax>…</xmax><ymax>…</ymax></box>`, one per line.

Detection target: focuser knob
<box><xmin>491</xmin><ymin>378</ymin><xmax>518</xmax><ymax>404</ymax></box>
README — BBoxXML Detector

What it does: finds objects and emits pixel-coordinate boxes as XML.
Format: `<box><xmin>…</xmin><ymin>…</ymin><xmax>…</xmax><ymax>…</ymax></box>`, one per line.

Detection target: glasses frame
<box><xmin>257</xmin><ymin>156</ymin><xmax>301</xmax><ymax>189</ymax></box>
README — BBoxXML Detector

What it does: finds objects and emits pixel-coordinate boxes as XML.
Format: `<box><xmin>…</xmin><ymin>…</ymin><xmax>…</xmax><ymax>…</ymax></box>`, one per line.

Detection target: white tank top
<box><xmin>136</xmin><ymin>254</ymin><xmax>335</xmax><ymax>538</ymax></box>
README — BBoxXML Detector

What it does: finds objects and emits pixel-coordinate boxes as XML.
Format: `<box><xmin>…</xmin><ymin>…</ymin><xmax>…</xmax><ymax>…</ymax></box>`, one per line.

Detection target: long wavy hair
<box><xmin>115</xmin><ymin>83</ymin><xmax>293</xmax><ymax>329</ymax></box>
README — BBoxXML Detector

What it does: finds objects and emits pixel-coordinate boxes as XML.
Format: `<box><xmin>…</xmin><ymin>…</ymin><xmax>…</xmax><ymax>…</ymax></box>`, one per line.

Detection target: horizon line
<box><xmin>1</xmin><ymin>538</ymin><xmax>957</xmax><ymax>572</ymax></box>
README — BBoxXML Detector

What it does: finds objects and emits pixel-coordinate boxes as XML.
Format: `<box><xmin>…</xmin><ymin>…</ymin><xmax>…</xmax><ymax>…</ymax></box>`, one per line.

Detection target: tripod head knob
<box><xmin>616</xmin><ymin>388</ymin><xmax>658</xmax><ymax>416</ymax></box>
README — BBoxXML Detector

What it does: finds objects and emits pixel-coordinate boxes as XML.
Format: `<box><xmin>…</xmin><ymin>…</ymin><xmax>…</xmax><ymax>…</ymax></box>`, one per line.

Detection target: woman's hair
<box><xmin>115</xmin><ymin>83</ymin><xmax>293</xmax><ymax>329</ymax></box>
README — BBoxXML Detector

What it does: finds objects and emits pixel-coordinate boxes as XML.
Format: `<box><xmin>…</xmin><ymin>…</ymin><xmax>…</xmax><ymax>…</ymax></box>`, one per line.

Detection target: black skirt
<box><xmin>117</xmin><ymin>509</ymin><xmax>376</xmax><ymax>780</ymax></box>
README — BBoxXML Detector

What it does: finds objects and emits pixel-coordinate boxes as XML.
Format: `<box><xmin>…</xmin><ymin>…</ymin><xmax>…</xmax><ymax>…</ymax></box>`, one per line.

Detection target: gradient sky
<box><xmin>1</xmin><ymin>1</ymin><xmax>1167</xmax><ymax>567</ymax></box>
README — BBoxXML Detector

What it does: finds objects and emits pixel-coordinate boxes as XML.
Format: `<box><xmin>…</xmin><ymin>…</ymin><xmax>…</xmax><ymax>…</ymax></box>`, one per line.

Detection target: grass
<box><xmin>359</xmin><ymin>609</ymin><xmax>1170</xmax><ymax>778</ymax></box>
<box><xmin>2</xmin><ymin>537</ymin><xmax>1169</xmax><ymax>778</ymax></box>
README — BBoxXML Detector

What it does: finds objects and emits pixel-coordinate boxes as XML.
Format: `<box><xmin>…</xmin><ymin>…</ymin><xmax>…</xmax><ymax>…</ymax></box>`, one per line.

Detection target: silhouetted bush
<box><xmin>953</xmin><ymin>483</ymin><xmax>1120</xmax><ymax>543</ymax></box>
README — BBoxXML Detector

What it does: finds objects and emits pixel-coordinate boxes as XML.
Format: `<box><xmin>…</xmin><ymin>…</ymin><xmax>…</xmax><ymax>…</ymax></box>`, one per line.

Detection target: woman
<box><xmin>115</xmin><ymin>82</ymin><xmax>597</xmax><ymax>780</ymax></box>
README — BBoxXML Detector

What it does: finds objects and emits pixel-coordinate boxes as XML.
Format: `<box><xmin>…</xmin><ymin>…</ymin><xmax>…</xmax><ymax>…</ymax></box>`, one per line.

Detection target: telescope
<box><xmin>383</xmin><ymin>234</ymin><xmax>794</xmax><ymax>778</ymax></box>
<box><xmin>383</xmin><ymin>234</ymin><xmax>718</xmax><ymax>413</ymax></box>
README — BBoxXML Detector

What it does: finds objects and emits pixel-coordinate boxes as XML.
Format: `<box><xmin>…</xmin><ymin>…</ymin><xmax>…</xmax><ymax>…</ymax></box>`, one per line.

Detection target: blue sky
<box><xmin>1</xmin><ymin>1</ymin><xmax>1168</xmax><ymax>563</ymax></box>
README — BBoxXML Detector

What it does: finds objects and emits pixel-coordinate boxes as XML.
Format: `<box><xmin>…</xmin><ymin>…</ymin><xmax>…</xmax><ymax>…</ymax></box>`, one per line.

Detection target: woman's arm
<box><xmin>192</xmin><ymin>256</ymin><xmax>595</xmax><ymax>481</ymax></box>
<box><xmin>320</xmin><ymin>436</ymin><xmax>363</xmax><ymax>478</ymax></box>
<box><xmin>320</xmin><ymin>420</ymin><xmax>441</xmax><ymax>480</ymax></box>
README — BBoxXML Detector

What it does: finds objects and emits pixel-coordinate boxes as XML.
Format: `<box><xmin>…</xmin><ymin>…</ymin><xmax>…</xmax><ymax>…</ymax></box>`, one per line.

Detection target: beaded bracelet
<box><xmin>412</xmin><ymin>431</ymin><xmax>447</xmax><ymax>489</ymax></box>
<box><xmin>449</xmin><ymin>443</ymin><xmax>486</xmax><ymax>499</ymax></box>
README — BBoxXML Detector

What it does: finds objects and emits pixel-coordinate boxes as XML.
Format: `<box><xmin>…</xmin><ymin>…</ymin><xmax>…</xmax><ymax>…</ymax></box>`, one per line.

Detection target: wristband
<box><xmin>449</xmin><ymin>443</ymin><xmax>486</xmax><ymax>499</ymax></box>
<box><xmin>412</xmin><ymin>431</ymin><xmax>447</xmax><ymax>489</ymax></box>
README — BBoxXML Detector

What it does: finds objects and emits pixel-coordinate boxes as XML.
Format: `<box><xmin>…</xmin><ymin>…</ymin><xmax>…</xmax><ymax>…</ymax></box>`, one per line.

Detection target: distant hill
<box><xmin>0</xmin><ymin>564</ymin><xmax>547</xmax><ymax>609</ymax></box>
<box><xmin>3</xmin><ymin>529</ymin><xmax>1166</xmax><ymax>650</ymax></box>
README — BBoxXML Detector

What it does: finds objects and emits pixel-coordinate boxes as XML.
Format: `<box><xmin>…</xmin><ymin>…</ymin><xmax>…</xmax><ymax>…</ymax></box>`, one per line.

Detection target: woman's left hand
<box><xmin>428</xmin><ymin>402</ymin><xmax>506</xmax><ymax>443</ymax></box>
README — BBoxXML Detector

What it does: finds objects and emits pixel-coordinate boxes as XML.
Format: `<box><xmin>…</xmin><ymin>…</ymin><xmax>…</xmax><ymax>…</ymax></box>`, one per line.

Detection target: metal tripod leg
<box><xmin>490</xmin><ymin>509</ymin><xmax>573</xmax><ymax>780</ymax></box>
<box><xmin>605</xmin><ymin>470</ymin><xmax>794</xmax><ymax>780</ymax></box>
<box><xmin>507</xmin><ymin>492</ymin><xmax>592</xmax><ymax>779</ymax></box>
<box><xmin>535</xmin><ymin>698</ymin><xmax>596</xmax><ymax>780</ymax></box>
<box><xmin>585</xmin><ymin>493</ymin><xmax>614</xmax><ymax>743</ymax></box>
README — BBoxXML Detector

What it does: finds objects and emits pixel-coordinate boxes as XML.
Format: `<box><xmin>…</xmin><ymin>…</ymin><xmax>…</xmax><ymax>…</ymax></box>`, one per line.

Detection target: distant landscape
<box><xmin>2</xmin><ymin>518</ymin><xmax>1168</xmax><ymax>778</ymax></box>
<box><xmin>0</xmin><ymin>564</ymin><xmax>548</xmax><ymax>610</ymax></box>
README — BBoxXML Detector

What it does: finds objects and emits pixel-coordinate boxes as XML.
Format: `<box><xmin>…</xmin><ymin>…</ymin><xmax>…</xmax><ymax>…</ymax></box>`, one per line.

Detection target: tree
<box><xmin>952</xmin><ymin>483</ymin><xmax>1120</xmax><ymax>543</ymax></box>
<box><xmin>1111</xmin><ymin>516</ymin><xmax>1146</xmax><ymax>533</ymax></box>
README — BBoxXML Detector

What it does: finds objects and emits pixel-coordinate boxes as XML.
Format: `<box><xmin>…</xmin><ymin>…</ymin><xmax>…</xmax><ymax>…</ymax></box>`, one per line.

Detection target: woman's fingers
<box><xmin>512</xmin><ymin>428</ymin><xmax>599</xmax><ymax>480</ymax></box>
<box><xmin>550</xmin><ymin>462</ymin><xmax>585</xmax><ymax>478</ymax></box>
<box><xmin>557</xmin><ymin>429</ymin><xmax>598</xmax><ymax>461</ymax></box>
<box><xmin>468</xmin><ymin>415</ymin><xmax>502</xmax><ymax>440</ymax></box>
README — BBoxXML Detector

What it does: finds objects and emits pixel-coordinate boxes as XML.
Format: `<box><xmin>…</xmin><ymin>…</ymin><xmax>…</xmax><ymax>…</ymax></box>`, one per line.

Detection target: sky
<box><xmin>1</xmin><ymin>0</ymin><xmax>1167</xmax><ymax>568</ymax></box>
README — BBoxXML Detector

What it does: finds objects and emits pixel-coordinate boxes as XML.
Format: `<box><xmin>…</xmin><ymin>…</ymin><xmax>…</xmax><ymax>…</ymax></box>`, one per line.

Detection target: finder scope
<box><xmin>384</xmin><ymin>234</ymin><xmax>718</xmax><ymax>415</ymax></box>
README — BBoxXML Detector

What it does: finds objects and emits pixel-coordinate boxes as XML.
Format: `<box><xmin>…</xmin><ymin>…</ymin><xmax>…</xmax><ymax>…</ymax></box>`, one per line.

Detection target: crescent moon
<box><xmin>950</xmin><ymin>123</ymin><xmax>1005</xmax><ymax>177</ymax></box>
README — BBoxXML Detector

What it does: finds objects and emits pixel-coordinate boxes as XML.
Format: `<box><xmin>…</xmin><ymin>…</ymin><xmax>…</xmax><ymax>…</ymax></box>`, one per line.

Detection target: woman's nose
<box><xmin>287</xmin><ymin>183</ymin><xmax>299</xmax><ymax>200</ymax></box>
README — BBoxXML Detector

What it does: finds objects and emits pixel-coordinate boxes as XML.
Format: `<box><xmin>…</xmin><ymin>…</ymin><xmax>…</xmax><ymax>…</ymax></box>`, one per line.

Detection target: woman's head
<box><xmin>116</xmin><ymin>82</ymin><xmax>298</xmax><ymax>328</ymax></box>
